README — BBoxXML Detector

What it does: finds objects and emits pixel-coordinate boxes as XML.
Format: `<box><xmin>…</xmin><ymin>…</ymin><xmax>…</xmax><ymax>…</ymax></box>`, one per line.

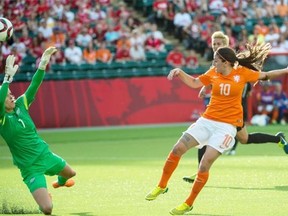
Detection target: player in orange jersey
<box><xmin>145</xmin><ymin>42</ymin><xmax>288</xmax><ymax>215</ymax></box>
<box><xmin>183</xmin><ymin>31</ymin><xmax>288</xmax><ymax>184</ymax></box>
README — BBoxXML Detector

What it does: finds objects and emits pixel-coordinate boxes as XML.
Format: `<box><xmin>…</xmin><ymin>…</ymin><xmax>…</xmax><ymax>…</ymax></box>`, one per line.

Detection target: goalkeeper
<box><xmin>0</xmin><ymin>47</ymin><xmax>76</xmax><ymax>215</ymax></box>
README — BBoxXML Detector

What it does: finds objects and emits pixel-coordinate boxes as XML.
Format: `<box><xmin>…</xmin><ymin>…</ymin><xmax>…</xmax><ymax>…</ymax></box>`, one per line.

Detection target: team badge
<box><xmin>233</xmin><ymin>75</ymin><xmax>240</xmax><ymax>83</ymax></box>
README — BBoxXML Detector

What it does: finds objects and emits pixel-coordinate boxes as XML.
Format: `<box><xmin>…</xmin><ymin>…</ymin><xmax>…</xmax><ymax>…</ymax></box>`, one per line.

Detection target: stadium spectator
<box><xmin>38</xmin><ymin>19</ymin><xmax>53</xmax><ymax>40</ymax></box>
<box><xmin>273</xmin><ymin>82</ymin><xmax>288</xmax><ymax>125</ymax></box>
<box><xmin>50</xmin><ymin>26</ymin><xmax>66</xmax><ymax>49</ymax></box>
<box><xmin>256</xmin><ymin>83</ymin><xmax>278</xmax><ymax>124</ymax></box>
<box><xmin>129</xmin><ymin>28</ymin><xmax>146</xmax><ymax>47</ymax></box>
<box><xmin>83</xmin><ymin>41</ymin><xmax>97</xmax><ymax>64</ymax></box>
<box><xmin>130</xmin><ymin>43</ymin><xmax>146</xmax><ymax>61</ymax></box>
<box><xmin>265</xmin><ymin>25</ymin><xmax>280</xmax><ymax>48</ymax></box>
<box><xmin>51</xmin><ymin>48</ymin><xmax>66</xmax><ymax>65</ymax></box>
<box><xmin>148</xmin><ymin>0</ymin><xmax>168</xmax><ymax>26</ymax></box>
<box><xmin>29</xmin><ymin>37</ymin><xmax>45</xmax><ymax>60</ymax></box>
<box><xmin>104</xmin><ymin>25</ymin><xmax>121</xmax><ymax>45</ymax></box>
<box><xmin>63</xmin><ymin>4</ymin><xmax>75</xmax><ymax>23</ymax></box>
<box><xmin>150</xmin><ymin>23</ymin><xmax>166</xmax><ymax>42</ymax></box>
<box><xmin>276</xmin><ymin>0</ymin><xmax>288</xmax><ymax>17</ymax></box>
<box><xmin>115</xmin><ymin>1</ymin><xmax>131</xmax><ymax>21</ymax></box>
<box><xmin>173</xmin><ymin>8</ymin><xmax>192</xmax><ymax>42</ymax></box>
<box><xmin>96</xmin><ymin>0</ymin><xmax>111</xmax><ymax>7</ymax></box>
<box><xmin>145</xmin><ymin>34</ymin><xmax>165</xmax><ymax>53</ymax></box>
<box><xmin>19</xmin><ymin>28</ymin><xmax>33</xmax><ymax>49</ymax></box>
<box><xmin>126</xmin><ymin>15</ymin><xmax>142</xmax><ymax>31</ymax></box>
<box><xmin>64</xmin><ymin>40</ymin><xmax>83</xmax><ymax>65</ymax></box>
<box><xmin>166</xmin><ymin>46</ymin><xmax>185</xmax><ymax>68</ymax></box>
<box><xmin>117</xmin><ymin>32</ymin><xmax>131</xmax><ymax>47</ymax></box>
<box><xmin>115</xmin><ymin>43</ymin><xmax>130</xmax><ymax>62</ymax></box>
<box><xmin>1</xmin><ymin>42</ymin><xmax>11</xmax><ymax>57</ymax></box>
<box><xmin>163</xmin><ymin>0</ymin><xmax>176</xmax><ymax>33</ymax></box>
<box><xmin>76</xmin><ymin>27</ymin><xmax>93</xmax><ymax>48</ymax></box>
<box><xmin>51</xmin><ymin>0</ymin><xmax>65</xmax><ymax>20</ymax></box>
<box><xmin>12</xmin><ymin>36</ymin><xmax>27</xmax><ymax>59</ymax></box>
<box><xmin>93</xmin><ymin>19</ymin><xmax>108</xmax><ymax>46</ymax></box>
<box><xmin>89</xmin><ymin>4</ymin><xmax>107</xmax><ymax>21</ymax></box>
<box><xmin>182</xmin><ymin>19</ymin><xmax>202</xmax><ymax>50</ymax></box>
<box><xmin>185</xmin><ymin>50</ymin><xmax>199</xmax><ymax>69</ymax></box>
<box><xmin>8</xmin><ymin>45</ymin><xmax>22</xmax><ymax>67</ymax></box>
<box><xmin>96</xmin><ymin>41</ymin><xmax>113</xmax><ymax>63</ymax></box>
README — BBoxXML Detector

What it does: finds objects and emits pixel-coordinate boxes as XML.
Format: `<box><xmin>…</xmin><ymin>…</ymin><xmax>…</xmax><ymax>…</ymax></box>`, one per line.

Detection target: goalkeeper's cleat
<box><xmin>169</xmin><ymin>203</ymin><xmax>193</xmax><ymax>215</ymax></box>
<box><xmin>182</xmin><ymin>173</ymin><xmax>196</xmax><ymax>183</ymax></box>
<box><xmin>145</xmin><ymin>186</ymin><xmax>168</xmax><ymax>201</ymax></box>
<box><xmin>52</xmin><ymin>178</ymin><xmax>75</xmax><ymax>189</ymax></box>
<box><xmin>276</xmin><ymin>132</ymin><xmax>288</xmax><ymax>154</ymax></box>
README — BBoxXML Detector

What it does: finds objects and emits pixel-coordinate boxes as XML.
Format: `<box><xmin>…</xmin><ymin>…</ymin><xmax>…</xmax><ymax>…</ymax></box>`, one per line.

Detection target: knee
<box><xmin>172</xmin><ymin>143</ymin><xmax>186</xmax><ymax>156</ymax></box>
<box><xmin>40</xmin><ymin>204</ymin><xmax>53</xmax><ymax>215</ymax></box>
<box><xmin>198</xmin><ymin>159</ymin><xmax>212</xmax><ymax>172</ymax></box>
<box><xmin>238</xmin><ymin>137</ymin><xmax>248</xmax><ymax>144</ymax></box>
<box><xmin>69</xmin><ymin>170</ymin><xmax>76</xmax><ymax>178</ymax></box>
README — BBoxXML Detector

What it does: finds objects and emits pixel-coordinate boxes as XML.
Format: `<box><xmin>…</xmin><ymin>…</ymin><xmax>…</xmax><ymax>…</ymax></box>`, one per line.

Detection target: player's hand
<box><xmin>38</xmin><ymin>46</ymin><xmax>57</xmax><ymax>70</ymax></box>
<box><xmin>4</xmin><ymin>55</ymin><xmax>19</xmax><ymax>83</ymax></box>
<box><xmin>167</xmin><ymin>68</ymin><xmax>182</xmax><ymax>80</ymax></box>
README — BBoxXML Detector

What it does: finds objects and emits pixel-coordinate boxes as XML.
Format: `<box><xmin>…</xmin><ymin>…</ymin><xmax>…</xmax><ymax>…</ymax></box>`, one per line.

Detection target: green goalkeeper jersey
<box><xmin>0</xmin><ymin>69</ymin><xmax>49</xmax><ymax>169</ymax></box>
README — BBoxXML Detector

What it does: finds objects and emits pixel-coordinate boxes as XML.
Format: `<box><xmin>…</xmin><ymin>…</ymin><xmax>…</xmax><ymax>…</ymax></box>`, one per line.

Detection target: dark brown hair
<box><xmin>216</xmin><ymin>42</ymin><xmax>271</xmax><ymax>71</ymax></box>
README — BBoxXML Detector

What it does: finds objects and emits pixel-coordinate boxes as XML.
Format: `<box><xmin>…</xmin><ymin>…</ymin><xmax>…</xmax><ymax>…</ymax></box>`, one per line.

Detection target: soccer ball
<box><xmin>0</xmin><ymin>17</ymin><xmax>13</xmax><ymax>42</ymax></box>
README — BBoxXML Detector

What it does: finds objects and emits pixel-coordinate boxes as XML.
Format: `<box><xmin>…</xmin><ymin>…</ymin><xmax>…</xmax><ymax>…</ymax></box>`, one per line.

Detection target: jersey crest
<box><xmin>16</xmin><ymin>108</ymin><xmax>20</xmax><ymax>115</ymax></box>
<box><xmin>233</xmin><ymin>75</ymin><xmax>240</xmax><ymax>83</ymax></box>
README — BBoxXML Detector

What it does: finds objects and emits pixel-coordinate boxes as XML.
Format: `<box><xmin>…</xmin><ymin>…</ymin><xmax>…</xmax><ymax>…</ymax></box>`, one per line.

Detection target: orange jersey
<box><xmin>199</xmin><ymin>66</ymin><xmax>260</xmax><ymax>127</ymax></box>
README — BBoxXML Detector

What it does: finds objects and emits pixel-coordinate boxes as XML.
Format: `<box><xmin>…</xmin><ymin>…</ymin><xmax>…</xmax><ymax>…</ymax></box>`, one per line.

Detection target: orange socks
<box><xmin>158</xmin><ymin>151</ymin><xmax>180</xmax><ymax>188</ymax></box>
<box><xmin>185</xmin><ymin>171</ymin><xmax>209</xmax><ymax>206</ymax></box>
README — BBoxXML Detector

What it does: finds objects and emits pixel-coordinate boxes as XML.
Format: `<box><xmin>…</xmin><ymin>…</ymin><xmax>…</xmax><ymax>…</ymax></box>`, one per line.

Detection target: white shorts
<box><xmin>184</xmin><ymin>117</ymin><xmax>237</xmax><ymax>153</ymax></box>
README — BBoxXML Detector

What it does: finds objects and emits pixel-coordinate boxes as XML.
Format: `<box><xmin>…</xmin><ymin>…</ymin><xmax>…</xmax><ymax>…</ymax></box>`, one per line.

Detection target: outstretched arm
<box><xmin>25</xmin><ymin>47</ymin><xmax>57</xmax><ymax>106</ymax></box>
<box><xmin>259</xmin><ymin>68</ymin><xmax>288</xmax><ymax>80</ymax></box>
<box><xmin>167</xmin><ymin>68</ymin><xmax>203</xmax><ymax>88</ymax></box>
<box><xmin>0</xmin><ymin>55</ymin><xmax>19</xmax><ymax>118</ymax></box>
<box><xmin>0</xmin><ymin>83</ymin><xmax>9</xmax><ymax>118</ymax></box>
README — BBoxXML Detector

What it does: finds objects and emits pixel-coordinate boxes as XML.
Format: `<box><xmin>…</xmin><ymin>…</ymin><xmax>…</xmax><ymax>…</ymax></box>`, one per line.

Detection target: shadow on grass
<box><xmin>184</xmin><ymin>213</ymin><xmax>231</xmax><ymax>216</ymax></box>
<box><xmin>207</xmin><ymin>185</ymin><xmax>288</xmax><ymax>191</ymax></box>
<box><xmin>70</xmin><ymin>213</ymin><xmax>97</xmax><ymax>216</ymax></box>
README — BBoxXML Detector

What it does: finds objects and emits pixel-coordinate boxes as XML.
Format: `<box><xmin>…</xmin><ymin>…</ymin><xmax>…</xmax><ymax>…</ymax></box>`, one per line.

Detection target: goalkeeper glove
<box><xmin>38</xmin><ymin>47</ymin><xmax>57</xmax><ymax>70</ymax></box>
<box><xmin>3</xmin><ymin>55</ymin><xmax>19</xmax><ymax>83</ymax></box>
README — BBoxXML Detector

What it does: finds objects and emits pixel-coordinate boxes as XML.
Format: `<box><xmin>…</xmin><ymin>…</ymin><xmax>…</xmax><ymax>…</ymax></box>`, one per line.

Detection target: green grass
<box><xmin>0</xmin><ymin>124</ymin><xmax>288</xmax><ymax>215</ymax></box>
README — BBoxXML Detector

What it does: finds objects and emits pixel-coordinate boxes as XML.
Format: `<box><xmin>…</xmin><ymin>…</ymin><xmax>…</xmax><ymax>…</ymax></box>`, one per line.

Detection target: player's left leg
<box><xmin>182</xmin><ymin>147</ymin><xmax>206</xmax><ymax>183</ymax></box>
<box><xmin>32</xmin><ymin>188</ymin><xmax>53</xmax><ymax>215</ymax></box>
<box><xmin>237</xmin><ymin>125</ymin><xmax>288</xmax><ymax>153</ymax></box>
<box><xmin>52</xmin><ymin>164</ymin><xmax>76</xmax><ymax>188</ymax></box>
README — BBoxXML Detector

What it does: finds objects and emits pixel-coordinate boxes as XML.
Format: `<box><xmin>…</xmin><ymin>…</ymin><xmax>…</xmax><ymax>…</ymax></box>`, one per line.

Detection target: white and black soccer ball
<box><xmin>0</xmin><ymin>17</ymin><xmax>13</xmax><ymax>42</ymax></box>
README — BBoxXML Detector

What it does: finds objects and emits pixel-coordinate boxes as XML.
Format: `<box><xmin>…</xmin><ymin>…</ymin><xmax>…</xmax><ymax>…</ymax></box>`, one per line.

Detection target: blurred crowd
<box><xmin>146</xmin><ymin>0</ymin><xmax>288</xmax><ymax>62</ymax></box>
<box><xmin>252</xmin><ymin>82</ymin><xmax>288</xmax><ymax>126</ymax></box>
<box><xmin>0</xmin><ymin>0</ymin><xmax>288</xmax><ymax>73</ymax></box>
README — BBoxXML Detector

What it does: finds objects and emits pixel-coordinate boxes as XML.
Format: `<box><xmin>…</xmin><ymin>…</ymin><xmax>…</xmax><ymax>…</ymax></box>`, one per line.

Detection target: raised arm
<box><xmin>167</xmin><ymin>68</ymin><xmax>203</xmax><ymax>88</ymax></box>
<box><xmin>25</xmin><ymin>47</ymin><xmax>57</xmax><ymax>106</ymax></box>
<box><xmin>0</xmin><ymin>55</ymin><xmax>19</xmax><ymax>118</ymax></box>
<box><xmin>259</xmin><ymin>68</ymin><xmax>288</xmax><ymax>80</ymax></box>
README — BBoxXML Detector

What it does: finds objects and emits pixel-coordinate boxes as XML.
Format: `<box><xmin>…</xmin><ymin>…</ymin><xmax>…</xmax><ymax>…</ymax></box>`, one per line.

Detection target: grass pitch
<box><xmin>0</xmin><ymin>123</ymin><xmax>287</xmax><ymax>216</ymax></box>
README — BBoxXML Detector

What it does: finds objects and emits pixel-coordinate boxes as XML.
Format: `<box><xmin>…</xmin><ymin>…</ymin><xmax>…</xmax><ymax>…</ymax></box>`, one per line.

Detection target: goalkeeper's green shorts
<box><xmin>21</xmin><ymin>151</ymin><xmax>66</xmax><ymax>193</ymax></box>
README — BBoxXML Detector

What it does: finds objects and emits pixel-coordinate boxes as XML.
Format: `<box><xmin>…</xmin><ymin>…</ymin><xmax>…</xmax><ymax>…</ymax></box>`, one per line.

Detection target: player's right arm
<box><xmin>167</xmin><ymin>68</ymin><xmax>203</xmax><ymax>88</ymax></box>
<box><xmin>0</xmin><ymin>55</ymin><xmax>18</xmax><ymax>119</ymax></box>
<box><xmin>0</xmin><ymin>83</ymin><xmax>9</xmax><ymax>119</ymax></box>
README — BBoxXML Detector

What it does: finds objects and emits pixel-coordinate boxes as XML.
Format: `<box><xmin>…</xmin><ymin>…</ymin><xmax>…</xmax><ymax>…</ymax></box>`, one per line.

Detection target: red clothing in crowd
<box><xmin>166</xmin><ymin>49</ymin><xmax>185</xmax><ymax>67</ymax></box>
